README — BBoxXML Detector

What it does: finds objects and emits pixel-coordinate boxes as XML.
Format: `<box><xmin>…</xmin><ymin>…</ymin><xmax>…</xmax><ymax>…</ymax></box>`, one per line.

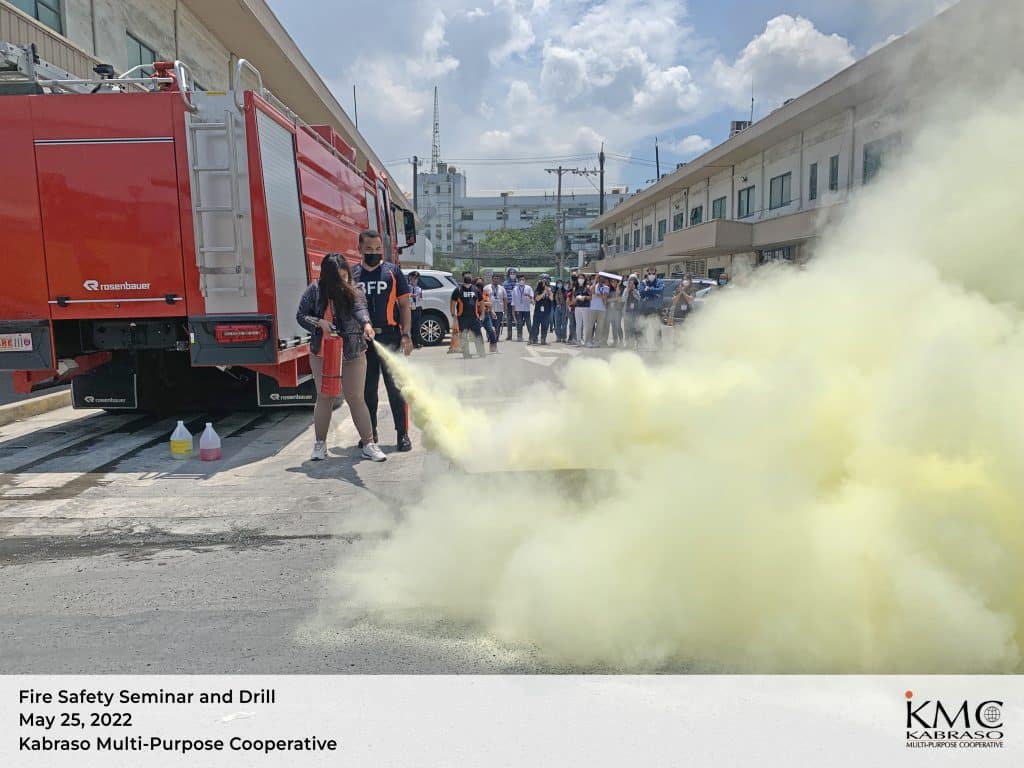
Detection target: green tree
<box><xmin>476</xmin><ymin>218</ymin><xmax>557</xmax><ymax>257</ymax></box>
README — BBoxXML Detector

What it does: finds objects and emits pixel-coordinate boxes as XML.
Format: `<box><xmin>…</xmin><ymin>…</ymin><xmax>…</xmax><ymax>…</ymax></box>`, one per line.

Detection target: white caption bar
<box><xmin>1</xmin><ymin>675</ymin><xmax>1021</xmax><ymax>767</ymax></box>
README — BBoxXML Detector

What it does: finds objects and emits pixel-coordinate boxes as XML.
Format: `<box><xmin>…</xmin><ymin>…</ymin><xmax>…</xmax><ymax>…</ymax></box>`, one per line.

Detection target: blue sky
<box><xmin>266</xmin><ymin>0</ymin><xmax>948</xmax><ymax>196</ymax></box>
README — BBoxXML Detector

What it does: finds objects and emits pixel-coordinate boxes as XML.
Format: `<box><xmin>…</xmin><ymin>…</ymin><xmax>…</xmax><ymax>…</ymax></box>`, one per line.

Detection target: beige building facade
<box><xmin>1</xmin><ymin>0</ymin><xmax>410</xmax><ymax>208</ymax></box>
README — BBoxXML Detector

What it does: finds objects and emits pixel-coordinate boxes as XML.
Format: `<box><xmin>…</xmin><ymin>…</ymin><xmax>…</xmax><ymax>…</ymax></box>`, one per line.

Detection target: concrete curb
<box><xmin>0</xmin><ymin>389</ymin><xmax>71</xmax><ymax>428</ymax></box>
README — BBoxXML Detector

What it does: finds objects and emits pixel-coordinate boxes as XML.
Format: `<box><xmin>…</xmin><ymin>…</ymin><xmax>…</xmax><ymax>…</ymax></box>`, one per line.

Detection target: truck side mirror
<box><xmin>403</xmin><ymin>210</ymin><xmax>417</xmax><ymax>247</ymax></box>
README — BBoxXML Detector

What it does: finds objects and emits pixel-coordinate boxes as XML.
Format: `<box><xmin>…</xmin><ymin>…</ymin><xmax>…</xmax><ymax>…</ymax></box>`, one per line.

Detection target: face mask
<box><xmin>577</xmin><ymin>279</ymin><xmax>584</xmax><ymax>286</ymax></box>
<box><xmin>475</xmin><ymin>282</ymin><xmax>484</xmax><ymax>289</ymax></box>
<box><xmin>683</xmin><ymin>280</ymin><xmax>691</xmax><ymax>287</ymax></box>
<box><xmin>363</xmin><ymin>253</ymin><xmax>382</xmax><ymax>267</ymax></box>
<box><xmin>646</xmin><ymin>275</ymin><xmax>655</xmax><ymax>283</ymax></box>
<box><xmin>718</xmin><ymin>279</ymin><xmax>727</xmax><ymax>286</ymax></box>
<box><xmin>464</xmin><ymin>277</ymin><xmax>473</xmax><ymax>284</ymax></box>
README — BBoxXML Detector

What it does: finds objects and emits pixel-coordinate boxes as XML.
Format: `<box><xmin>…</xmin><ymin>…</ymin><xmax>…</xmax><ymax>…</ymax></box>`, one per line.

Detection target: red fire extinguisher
<box><xmin>320</xmin><ymin>333</ymin><xmax>343</xmax><ymax>397</ymax></box>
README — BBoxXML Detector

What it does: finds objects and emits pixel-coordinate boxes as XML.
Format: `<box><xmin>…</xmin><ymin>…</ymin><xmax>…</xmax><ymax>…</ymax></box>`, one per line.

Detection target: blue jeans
<box><xmin>553</xmin><ymin>304</ymin><xmax>566</xmax><ymax>340</ymax></box>
<box><xmin>483</xmin><ymin>315</ymin><xmax>498</xmax><ymax>344</ymax></box>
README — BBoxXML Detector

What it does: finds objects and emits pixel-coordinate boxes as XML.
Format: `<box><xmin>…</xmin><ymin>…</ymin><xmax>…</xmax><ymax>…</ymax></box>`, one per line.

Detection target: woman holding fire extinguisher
<box><xmin>296</xmin><ymin>254</ymin><xmax>387</xmax><ymax>463</ymax></box>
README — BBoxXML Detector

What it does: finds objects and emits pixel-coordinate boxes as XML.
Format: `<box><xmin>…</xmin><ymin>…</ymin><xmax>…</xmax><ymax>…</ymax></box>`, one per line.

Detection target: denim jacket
<box><xmin>296</xmin><ymin>282</ymin><xmax>371</xmax><ymax>358</ymax></box>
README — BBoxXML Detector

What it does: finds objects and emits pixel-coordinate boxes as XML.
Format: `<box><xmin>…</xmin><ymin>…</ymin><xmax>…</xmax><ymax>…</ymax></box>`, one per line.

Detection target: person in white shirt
<box><xmin>483</xmin><ymin>273</ymin><xmax>507</xmax><ymax>348</ymax></box>
<box><xmin>587</xmin><ymin>276</ymin><xmax>610</xmax><ymax>347</ymax></box>
<box><xmin>571</xmin><ymin>274</ymin><xmax>591</xmax><ymax>347</ymax></box>
<box><xmin>408</xmin><ymin>271</ymin><xmax>424</xmax><ymax>348</ymax></box>
<box><xmin>512</xmin><ymin>275</ymin><xmax>534</xmax><ymax>341</ymax></box>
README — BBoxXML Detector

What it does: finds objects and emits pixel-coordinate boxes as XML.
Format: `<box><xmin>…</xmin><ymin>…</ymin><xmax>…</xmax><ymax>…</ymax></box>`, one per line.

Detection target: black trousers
<box><xmin>530</xmin><ymin>309</ymin><xmax>550</xmax><ymax>342</ymax></box>
<box><xmin>365</xmin><ymin>330</ymin><xmax>409</xmax><ymax>436</ymax></box>
<box><xmin>515</xmin><ymin>310</ymin><xmax>530</xmax><ymax>338</ymax></box>
<box><xmin>411</xmin><ymin>308</ymin><xmax>423</xmax><ymax>346</ymax></box>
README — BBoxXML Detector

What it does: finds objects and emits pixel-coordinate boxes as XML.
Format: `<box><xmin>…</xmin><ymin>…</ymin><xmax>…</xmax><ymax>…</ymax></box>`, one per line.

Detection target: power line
<box><xmin>387</xmin><ymin>153</ymin><xmax>596</xmax><ymax>166</ymax></box>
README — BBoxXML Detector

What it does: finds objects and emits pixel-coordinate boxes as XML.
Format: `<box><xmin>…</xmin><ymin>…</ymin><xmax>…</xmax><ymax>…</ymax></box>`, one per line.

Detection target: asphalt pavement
<box><xmin>0</xmin><ymin>337</ymin><xmax>595</xmax><ymax>673</ymax></box>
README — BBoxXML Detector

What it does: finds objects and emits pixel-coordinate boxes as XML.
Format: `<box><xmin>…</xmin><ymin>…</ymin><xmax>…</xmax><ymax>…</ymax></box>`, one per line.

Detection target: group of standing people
<box><xmin>461</xmin><ymin>267</ymin><xmax>718</xmax><ymax>350</ymax></box>
<box><xmin>447</xmin><ymin>266</ymin><xmax>731</xmax><ymax>354</ymax></box>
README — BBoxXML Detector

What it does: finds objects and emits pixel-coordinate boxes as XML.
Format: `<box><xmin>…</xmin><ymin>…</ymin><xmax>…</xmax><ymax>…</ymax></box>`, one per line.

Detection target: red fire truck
<box><xmin>0</xmin><ymin>44</ymin><xmax>416</xmax><ymax>411</ymax></box>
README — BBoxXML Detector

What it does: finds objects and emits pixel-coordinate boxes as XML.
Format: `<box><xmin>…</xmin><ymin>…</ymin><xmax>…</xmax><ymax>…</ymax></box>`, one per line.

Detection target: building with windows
<box><xmin>416</xmin><ymin>163</ymin><xmax>627</xmax><ymax>257</ymax></box>
<box><xmin>590</xmin><ymin>0</ymin><xmax>1019</xmax><ymax>279</ymax></box>
<box><xmin>0</xmin><ymin>0</ymin><xmax>410</xmax><ymax>208</ymax></box>
<box><xmin>415</xmin><ymin>164</ymin><xmax>466</xmax><ymax>256</ymax></box>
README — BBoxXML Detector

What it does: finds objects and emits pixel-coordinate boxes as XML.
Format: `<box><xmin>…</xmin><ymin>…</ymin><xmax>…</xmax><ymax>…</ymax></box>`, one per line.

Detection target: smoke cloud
<box><xmin>334</xmin><ymin>3</ymin><xmax>1024</xmax><ymax>673</ymax></box>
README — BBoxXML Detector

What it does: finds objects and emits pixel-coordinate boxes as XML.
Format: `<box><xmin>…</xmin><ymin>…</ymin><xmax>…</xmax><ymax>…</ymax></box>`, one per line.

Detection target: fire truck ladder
<box><xmin>186</xmin><ymin>107</ymin><xmax>247</xmax><ymax>298</ymax></box>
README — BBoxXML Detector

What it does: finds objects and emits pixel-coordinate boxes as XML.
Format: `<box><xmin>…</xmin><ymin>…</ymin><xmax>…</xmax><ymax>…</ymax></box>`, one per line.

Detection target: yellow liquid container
<box><xmin>170</xmin><ymin>420</ymin><xmax>193</xmax><ymax>460</ymax></box>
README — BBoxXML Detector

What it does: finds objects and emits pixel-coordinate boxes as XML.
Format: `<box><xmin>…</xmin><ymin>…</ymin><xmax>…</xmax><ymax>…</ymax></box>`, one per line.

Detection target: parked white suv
<box><xmin>403</xmin><ymin>269</ymin><xmax>457</xmax><ymax>346</ymax></box>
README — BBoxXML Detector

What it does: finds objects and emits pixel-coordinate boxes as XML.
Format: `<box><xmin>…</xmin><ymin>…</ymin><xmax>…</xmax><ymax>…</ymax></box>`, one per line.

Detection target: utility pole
<box><xmin>655</xmin><ymin>137</ymin><xmax>661</xmax><ymax>180</ymax></box>
<box><xmin>598</xmin><ymin>143</ymin><xmax>606</xmax><ymax>254</ymax></box>
<box><xmin>411</xmin><ymin>155</ymin><xmax>419</xmax><ymax>213</ymax></box>
<box><xmin>545</xmin><ymin>166</ymin><xmax>580</xmax><ymax>280</ymax></box>
<box><xmin>353</xmin><ymin>85</ymin><xmax>358</xmax><ymax>129</ymax></box>
<box><xmin>573</xmin><ymin>164</ymin><xmax>603</xmax><ymax>260</ymax></box>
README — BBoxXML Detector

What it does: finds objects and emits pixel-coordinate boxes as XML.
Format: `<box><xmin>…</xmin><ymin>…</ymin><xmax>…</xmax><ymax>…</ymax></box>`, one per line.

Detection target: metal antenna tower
<box><xmin>431</xmin><ymin>86</ymin><xmax>441</xmax><ymax>173</ymax></box>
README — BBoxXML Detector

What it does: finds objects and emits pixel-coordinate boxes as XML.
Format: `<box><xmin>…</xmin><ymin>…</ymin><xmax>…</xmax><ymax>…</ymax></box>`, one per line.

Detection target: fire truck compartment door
<box><xmin>35</xmin><ymin>139</ymin><xmax>186</xmax><ymax>317</ymax></box>
<box><xmin>255</xmin><ymin>111</ymin><xmax>308</xmax><ymax>343</ymax></box>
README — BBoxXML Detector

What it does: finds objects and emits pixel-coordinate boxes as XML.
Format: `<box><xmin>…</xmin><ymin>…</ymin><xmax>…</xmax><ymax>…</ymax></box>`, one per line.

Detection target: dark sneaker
<box><xmin>397</xmin><ymin>433</ymin><xmax>413</xmax><ymax>452</ymax></box>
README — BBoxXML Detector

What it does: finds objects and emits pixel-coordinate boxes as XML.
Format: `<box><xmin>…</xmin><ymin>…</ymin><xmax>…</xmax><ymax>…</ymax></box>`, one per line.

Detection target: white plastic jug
<box><xmin>199</xmin><ymin>422</ymin><xmax>222</xmax><ymax>461</ymax></box>
<box><xmin>169</xmin><ymin>420</ymin><xmax>193</xmax><ymax>460</ymax></box>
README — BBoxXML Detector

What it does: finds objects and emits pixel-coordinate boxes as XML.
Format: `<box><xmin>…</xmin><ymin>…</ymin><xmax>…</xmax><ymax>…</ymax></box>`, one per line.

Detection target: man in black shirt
<box><xmin>351</xmin><ymin>230</ymin><xmax>414</xmax><ymax>452</ymax></box>
<box><xmin>450</xmin><ymin>271</ymin><xmax>486</xmax><ymax>359</ymax></box>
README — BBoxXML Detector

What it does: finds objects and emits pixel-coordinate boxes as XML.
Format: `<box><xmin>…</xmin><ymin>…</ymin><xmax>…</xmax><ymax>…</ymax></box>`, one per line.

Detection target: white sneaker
<box><xmin>311</xmin><ymin>440</ymin><xmax>328</xmax><ymax>461</ymax></box>
<box><xmin>360</xmin><ymin>441</ymin><xmax>387</xmax><ymax>462</ymax></box>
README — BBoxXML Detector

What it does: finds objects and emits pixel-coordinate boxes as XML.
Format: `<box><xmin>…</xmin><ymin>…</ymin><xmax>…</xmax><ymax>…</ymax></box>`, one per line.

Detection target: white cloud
<box><xmin>537</xmin><ymin>0</ymin><xmax>703</xmax><ymax>124</ymax></box>
<box><xmin>282</xmin><ymin>1</ymin><xmax>905</xmax><ymax>193</ymax></box>
<box><xmin>504</xmin><ymin>79</ymin><xmax>539</xmax><ymax>113</ymax></box>
<box><xmin>489</xmin><ymin>0</ymin><xmax>535</xmax><ymax>63</ymax></box>
<box><xmin>479</xmin><ymin>129</ymin><xmax>513</xmax><ymax>152</ymax></box>
<box><xmin>667</xmin><ymin>134</ymin><xmax>713</xmax><ymax>156</ymax></box>
<box><xmin>711</xmin><ymin>15</ymin><xmax>856</xmax><ymax>114</ymax></box>
<box><xmin>631</xmin><ymin>64</ymin><xmax>702</xmax><ymax>120</ymax></box>
<box><xmin>413</xmin><ymin>10</ymin><xmax>460</xmax><ymax>79</ymax></box>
